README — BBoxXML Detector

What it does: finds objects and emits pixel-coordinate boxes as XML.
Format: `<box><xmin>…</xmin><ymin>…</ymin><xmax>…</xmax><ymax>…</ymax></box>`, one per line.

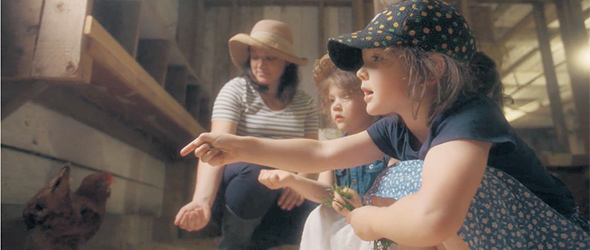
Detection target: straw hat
<box><xmin>228</xmin><ymin>19</ymin><xmax>308</xmax><ymax>70</ymax></box>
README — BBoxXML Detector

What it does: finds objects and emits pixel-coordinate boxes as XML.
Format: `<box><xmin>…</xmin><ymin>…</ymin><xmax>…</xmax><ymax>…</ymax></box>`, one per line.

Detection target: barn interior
<box><xmin>2</xmin><ymin>0</ymin><xmax>589</xmax><ymax>249</ymax></box>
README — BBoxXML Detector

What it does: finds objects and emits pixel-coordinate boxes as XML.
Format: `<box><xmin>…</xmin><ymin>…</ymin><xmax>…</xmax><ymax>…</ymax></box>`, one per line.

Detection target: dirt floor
<box><xmin>137</xmin><ymin>237</ymin><xmax>298</xmax><ymax>250</ymax></box>
<box><xmin>137</xmin><ymin>237</ymin><xmax>220</xmax><ymax>250</ymax></box>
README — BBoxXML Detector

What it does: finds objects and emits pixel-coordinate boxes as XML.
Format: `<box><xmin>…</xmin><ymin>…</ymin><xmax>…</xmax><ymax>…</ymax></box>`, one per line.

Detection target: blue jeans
<box><xmin>216</xmin><ymin>162</ymin><xmax>316</xmax><ymax>250</ymax></box>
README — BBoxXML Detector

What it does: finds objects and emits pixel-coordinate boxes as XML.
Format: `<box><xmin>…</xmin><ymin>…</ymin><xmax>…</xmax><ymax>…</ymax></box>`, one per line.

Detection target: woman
<box><xmin>174</xmin><ymin>20</ymin><xmax>319</xmax><ymax>250</ymax></box>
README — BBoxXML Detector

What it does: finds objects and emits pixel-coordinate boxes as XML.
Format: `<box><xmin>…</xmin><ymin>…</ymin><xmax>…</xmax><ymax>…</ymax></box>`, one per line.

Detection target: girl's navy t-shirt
<box><xmin>367</xmin><ymin>94</ymin><xmax>576</xmax><ymax>218</ymax></box>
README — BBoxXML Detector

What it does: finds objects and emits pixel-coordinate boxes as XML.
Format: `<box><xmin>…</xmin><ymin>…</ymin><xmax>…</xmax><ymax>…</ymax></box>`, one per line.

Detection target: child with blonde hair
<box><xmin>181</xmin><ymin>0</ymin><xmax>589</xmax><ymax>248</ymax></box>
<box><xmin>258</xmin><ymin>54</ymin><xmax>393</xmax><ymax>249</ymax></box>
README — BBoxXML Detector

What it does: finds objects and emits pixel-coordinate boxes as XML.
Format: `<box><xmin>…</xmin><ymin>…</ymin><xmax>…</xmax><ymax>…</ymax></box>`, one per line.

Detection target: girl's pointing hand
<box><xmin>180</xmin><ymin>132</ymin><xmax>237</xmax><ymax>166</ymax></box>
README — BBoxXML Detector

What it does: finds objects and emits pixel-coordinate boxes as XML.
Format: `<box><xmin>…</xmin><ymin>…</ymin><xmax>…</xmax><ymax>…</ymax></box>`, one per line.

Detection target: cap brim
<box><xmin>229</xmin><ymin>34</ymin><xmax>308</xmax><ymax>70</ymax></box>
<box><xmin>327</xmin><ymin>40</ymin><xmax>363</xmax><ymax>72</ymax></box>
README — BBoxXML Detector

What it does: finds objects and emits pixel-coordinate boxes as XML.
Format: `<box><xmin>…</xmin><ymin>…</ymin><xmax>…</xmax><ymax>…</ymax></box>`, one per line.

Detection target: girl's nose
<box><xmin>356</xmin><ymin>67</ymin><xmax>368</xmax><ymax>81</ymax></box>
<box><xmin>332</xmin><ymin>101</ymin><xmax>342</xmax><ymax>111</ymax></box>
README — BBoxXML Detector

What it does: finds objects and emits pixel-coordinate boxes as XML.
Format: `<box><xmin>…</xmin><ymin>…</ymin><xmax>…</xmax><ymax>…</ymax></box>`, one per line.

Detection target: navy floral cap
<box><xmin>328</xmin><ymin>0</ymin><xmax>477</xmax><ymax>71</ymax></box>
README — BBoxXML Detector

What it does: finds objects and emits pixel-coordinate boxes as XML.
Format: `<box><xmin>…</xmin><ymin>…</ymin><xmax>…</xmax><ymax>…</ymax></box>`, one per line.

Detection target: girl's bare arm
<box><xmin>347</xmin><ymin>139</ymin><xmax>491</xmax><ymax>246</ymax></box>
<box><xmin>182</xmin><ymin>130</ymin><xmax>386</xmax><ymax>173</ymax></box>
<box><xmin>259</xmin><ymin>170</ymin><xmax>334</xmax><ymax>204</ymax></box>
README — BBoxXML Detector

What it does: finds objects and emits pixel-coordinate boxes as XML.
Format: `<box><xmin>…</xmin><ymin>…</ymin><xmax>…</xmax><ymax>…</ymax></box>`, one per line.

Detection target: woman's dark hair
<box><xmin>243</xmin><ymin>47</ymin><xmax>300</xmax><ymax>105</ymax></box>
<box><xmin>386</xmin><ymin>47</ymin><xmax>508</xmax><ymax>124</ymax></box>
<box><xmin>468</xmin><ymin>52</ymin><xmax>507</xmax><ymax>107</ymax></box>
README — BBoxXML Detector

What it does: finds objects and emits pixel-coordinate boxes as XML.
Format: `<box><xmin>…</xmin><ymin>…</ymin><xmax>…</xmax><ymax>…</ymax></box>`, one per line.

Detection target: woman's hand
<box><xmin>180</xmin><ymin>132</ymin><xmax>238</xmax><ymax>166</ymax></box>
<box><xmin>332</xmin><ymin>187</ymin><xmax>362</xmax><ymax>216</ymax></box>
<box><xmin>345</xmin><ymin>205</ymin><xmax>382</xmax><ymax>241</ymax></box>
<box><xmin>174</xmin><ymin>200</ymin><xmax>212</xmax><ymax>232</ymax></box>
<box><xmin>258</xmin><ymin>169</ymin><xmax>294</xmax><ymax>190</ymax></box>
<box><xmin>278</xmin><ymin>187</ymin><xmax>305</xmax><ymax>211</ymax></box>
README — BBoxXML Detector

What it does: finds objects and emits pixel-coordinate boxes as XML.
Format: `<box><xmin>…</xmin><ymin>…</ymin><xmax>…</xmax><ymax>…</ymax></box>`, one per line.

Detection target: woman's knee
<box><xmin>223</xmin><ymin>162</ymin><xmax>281</xmax><ymax>218</ymax></box>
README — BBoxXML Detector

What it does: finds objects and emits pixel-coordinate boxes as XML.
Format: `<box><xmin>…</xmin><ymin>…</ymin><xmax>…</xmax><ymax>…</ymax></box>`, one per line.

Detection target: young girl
<box><xmin>257</xmin><ymin>54</ymin><xmax>393</xmax><ymax>249</ymax></box>
<box><xmin>181</xmin><ymin>0</ymin><xmax>590</xmax><ymax>248</ymax></box>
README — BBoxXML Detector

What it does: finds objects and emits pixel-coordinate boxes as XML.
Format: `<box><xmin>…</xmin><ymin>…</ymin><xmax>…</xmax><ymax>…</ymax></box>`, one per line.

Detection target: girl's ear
<box><xmin>431</xmin><ymin>54</ymin><xmax>447</xmax><ymax>75</ymax></box>
<box><xmin>425</xmin><ymin>53</ymin><xmax>447</xmax><ymax>86</ymax></box>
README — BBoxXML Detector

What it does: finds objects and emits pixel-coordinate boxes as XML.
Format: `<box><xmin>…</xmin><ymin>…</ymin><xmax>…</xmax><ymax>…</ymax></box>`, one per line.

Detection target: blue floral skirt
<box><xmin>364</xmin><ymin>160</ymin><xmax>590</xmax><ymax>249</ymax></box>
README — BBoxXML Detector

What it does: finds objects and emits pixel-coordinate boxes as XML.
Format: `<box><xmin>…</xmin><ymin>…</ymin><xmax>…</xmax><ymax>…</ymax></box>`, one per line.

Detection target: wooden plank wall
<box><xmin>1</xmin><ymin>102</ymin><xmax>167</xmax><ymax>248</ymax></box>
<box><xmin>197</xmin><ymin>5</ymin><xmax>354</xmax><ymax>106</ymax></box>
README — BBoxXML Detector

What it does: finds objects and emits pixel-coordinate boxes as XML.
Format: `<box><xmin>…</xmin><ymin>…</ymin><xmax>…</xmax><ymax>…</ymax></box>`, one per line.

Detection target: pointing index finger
<box><xmin>180</xmin><ymin>137</ymin><xmax>208</xmax><ymax>156</ymax></box>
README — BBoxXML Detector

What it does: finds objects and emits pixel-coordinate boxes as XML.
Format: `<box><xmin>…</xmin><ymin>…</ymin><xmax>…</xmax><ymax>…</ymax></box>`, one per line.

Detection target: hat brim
<box><xmin>327</xmin><ymin>40</ymin><xmax>364</xmax><ymax>72</ymax></box>
<box><xmin>328</xmin><ymin>28</ymin><xmax>403</xmax><ymax>72</ymax></box>
<box><xmin>229</xmin><ymin>34</ymin><xmax>308</xmax><ymax>70</ymax></box>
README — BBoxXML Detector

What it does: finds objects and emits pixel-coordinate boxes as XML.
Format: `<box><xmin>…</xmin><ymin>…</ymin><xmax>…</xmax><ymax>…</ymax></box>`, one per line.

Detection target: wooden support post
<box><xmin>185</xmin><ymin>85</ymin><xmax>202</xmax><ymax>122</ymax></box>
<box><xmin>459</xmin><ymin>0</ymin><xmax>472</xmax><ymax>26</ymax></box>
<box><xmin>351</xmin><ymin>0</ymin><xmax>364</xmax><ymax>31</ymax></box>
<box><xmin>469</xmin><ymin>5</ymin><xmax>504</xmax><ymax>69</ymax></box>
<box><xmin>177</xmin><ymin>0</ymin><xmax>197</xmax><ymax>68</ymax></box>
<box><xmin>533</xmin><ymin>2</ymin><xmax>570</xmax><ymax>152</ymax></box>
<box><xmin>192</xmin><ymin>0</ymin><xmax>206</xmax><ymax>80</ymax></box>
<box><xmin>136</xmin><ymin>39</ymin><xmax>171</xmax><ymax>87</ymax></box>
<box><xmin>1</xmin><ymin>0</ymin><xmax>44</xmax><ymax>78</ymax></box>
<box><xmin>554</xmin><ymin>0</ymin><xmax>590</xmax><ymax>153</ymax></box>
<box><xmin>91</xmin><ymin>1</ymin><xmax>141</xmax><ymax>57</ymax></box>
<box><xmin>32</xmin><ymin>0</ymin><xmax>93</xmax><ymax>82</ymax></box>
<box><xmin>1</xmin><ymin>0</ymin><xmax>47</xmax><ymax>120</ymax></box>
<box><xmin>165</xmin><ymin>66</ymin><xmax>188</xmax><ymax>106</ymax></box>
<box><xmin>186</xmin><ymin>85</ymin><xmax>211</xmax><ymax>131</ymax></box>
<box><xmin>199</xmin><ymin>96</ymin><xmax>212</xmax><ymax>131</ymax></box>
<box><xmin>373</xmin><ymin>0</ymin><xmax>402</xmax><ymax>15</ymax></box>
<box><xmin>318</xmin><ymin>0</ymin><xmax>326</xmax><ymax>56</ymax></box>
<box><xmin>212</xmin><ymin>7</ymin><xmax>232</xmax><ymax>96</ymax></box>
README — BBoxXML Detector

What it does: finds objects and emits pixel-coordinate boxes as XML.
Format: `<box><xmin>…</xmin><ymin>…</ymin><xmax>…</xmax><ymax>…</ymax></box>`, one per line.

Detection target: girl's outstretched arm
<box><xmin>259</xmin><ymin>170</ymin><xmax>334</xmax><ymax>204</ymax></box>
<box><xmin>181</xmin><ymin>131</ymin><xmax>386</xmax><ymax>173</ymax></box>
<box><xmin>346</xmin><ymin>139</ymin><xmax>491</xmax><ymax>246</ymax></box>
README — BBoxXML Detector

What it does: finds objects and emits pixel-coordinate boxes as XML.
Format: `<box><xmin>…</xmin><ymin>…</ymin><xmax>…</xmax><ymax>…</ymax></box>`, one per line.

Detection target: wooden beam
<box><xmin>373</xmin><ymin>0</ymin><xmax>402</xmax><ymax>15</ymax></box>
<box><xmin>539</xmin><ymin>152</ymin><xmax>590</xmax><ymax>167</ymax></box>
<box><xmin>83</xmin><ymin>15</ymin><xmax>206</xmax><ymax>148</ymax></box>
<box><xmin>137</xmin><ymin>39</ymin><xmax>171</xmax><ymax>86</ymax></box>
<box><xmin>33</xmin><ymin>85</ymin><xmax>176</xmax><ymax>160</ymax></box>
<box><xmin>491</xmin><ymin>3</ymin><xmax>513</xmax><ymax>23</ymax></box>
<box><xmin>460</xmin><ymin>0</ymin><xmax>472</xmax><ymax>25</ymax></box>
<box><xmin>205</xmin><ymin>0</ymin><xmax>352</xmax><ymax>7</ymax></box>
<box><xmin>1</xmin><ymin>79</ymin><xmax>49</xmax><ymax>120</ymax></box>
<box><xmin>554</xmin><ymin>0</ymin><xmax>590</xmax><ymax>153</ymax></box>
<box><xmin>212</xmin><ymin>7</ymin><xmax>232</xmax><ymax>97</ymax></box>
<box><xmin>507</xmin><ymin>61</ymin><xmax>566</xmax><ymax>96</ymax></box>
<box><xmin>469</xmin><ymin>0</ymin><xmax>553</xmax><ymax>3</ymax></box>
<box><xmin>351</xmin><ymin>0</ymin><xmax>364</xmax><ymax>30</ymax></box>
<box><xmin>185</xmin><ymin>85</ymin><xmax>202</xmax><ymax>123</ymax></box>
<box><xmin>204</xmin><ymin>0</ymin><xmax>557</xmax><ymax>7</ymax></box>
<box><xmin>138</xmin><ymin>1</ymin><xmax>200</xmax><ymax>84</ymax></box>
<box><xmin>470</xmin><ymin>6</ymin><xmax>503</xmax><ymax>65</ymax></box>
<box><xmin>533</xmin><ymin>2</ymin><xmax>569</xmax><ymax>152</ymax></box>
<box><xmin>318</xmin><ymin>0</ymin><xmax>326</xmax><ymax>55</ymax></box>
<box><xmin>497</xmin><ymin>7</ymin><xmax>590</xmax><ymax>77</ymax></box>
<box><xmin>32</xmin><ymin>0</ymin><xmax>92</xmax><ymax>82</ymax></box>
<box><xmin>177</xmin><ymin>0</ymin><xmax>198</xmax><ymax>68</ymax></box>
<box><xmin>497</xmin><ymin>3</ymin><xmax>558</xmax><ymax>48</ymax></box>
<box><xmin>165</xmin><ymin>66</ymin><xmax>188</xmax><ymax>106</ymax></box>
<box><xmin>91</xmin><ymin>0</ymin><xmax>141</xmax><ymax>57</ymax></box>
<box><xmin>191</xmin><ymin>0</ymin><xmax>207</xmax><ymax>82</ymax></box>
<box><xmin>1</xmin><ymin>0</ymin><xmax>44</xmax><ymax>78</ymax></box>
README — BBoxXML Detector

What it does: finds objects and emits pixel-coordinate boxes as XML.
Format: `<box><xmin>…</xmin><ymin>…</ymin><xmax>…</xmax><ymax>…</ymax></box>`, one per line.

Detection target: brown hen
<box><xmin>22</xmin><ymin>164</ymin><xmax>113</xmax><ymax>250</ymax></box>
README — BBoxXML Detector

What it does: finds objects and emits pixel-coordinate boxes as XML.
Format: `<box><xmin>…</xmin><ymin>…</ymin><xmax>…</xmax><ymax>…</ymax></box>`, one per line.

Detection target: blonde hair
<box><xmin>313</xmin><ymin>54</ymin><xmax>364</xmax><ymax>127</ymax></box>
<box><xmin>385</xmin><ymin>47</ymin><xmax>506</xmax><ymax>124</ymax></box>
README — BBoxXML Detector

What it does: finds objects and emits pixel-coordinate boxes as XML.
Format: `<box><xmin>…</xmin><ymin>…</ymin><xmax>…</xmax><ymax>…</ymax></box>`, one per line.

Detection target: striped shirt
<box><xmin>212</xmin><ymin>77</ymin><xmax>319</xmax><ymax>139</ymax></box>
